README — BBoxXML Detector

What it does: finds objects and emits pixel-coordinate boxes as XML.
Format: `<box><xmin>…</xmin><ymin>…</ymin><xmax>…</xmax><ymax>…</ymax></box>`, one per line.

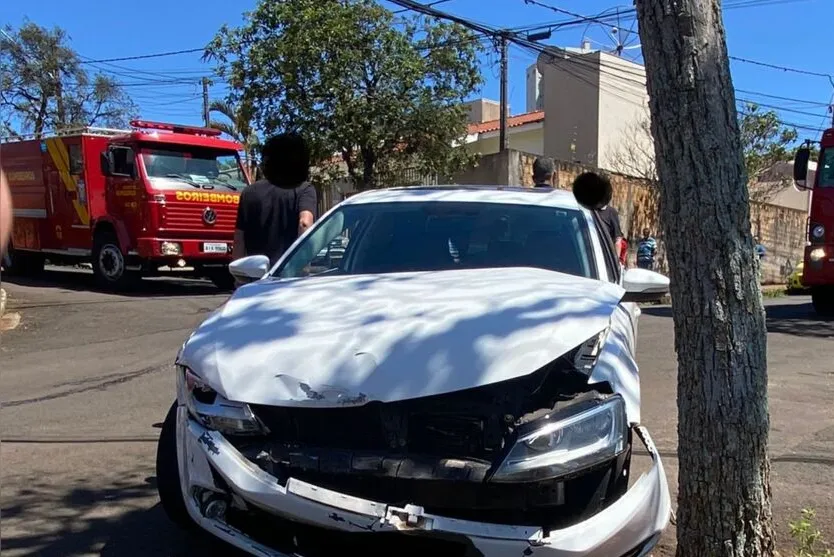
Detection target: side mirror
<box><xmin>794</xmin><ymin>146</ymin><xmax>811</xmax><ymax>190</ymax></box>
<box><xmin>100</xmin><ymin>151</ymin><xmax>113</xmax><ymax>176</ymax></box>
<box><xmin>229</xmin><ymin>255</ymin><xmax>270</xmax><ymax>283</ymax></box>
<box><xmin>622</xmin><ymin>268</ymin><xmax>670</xmax><ymax>302</ymax></box>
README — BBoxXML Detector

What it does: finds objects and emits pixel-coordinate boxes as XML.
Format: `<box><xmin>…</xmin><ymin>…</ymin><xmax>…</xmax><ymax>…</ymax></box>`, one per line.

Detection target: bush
<box><xmin>790</xmin><ymin>508</ymin><xmax>833</xmax><ymax>557</ymax></box>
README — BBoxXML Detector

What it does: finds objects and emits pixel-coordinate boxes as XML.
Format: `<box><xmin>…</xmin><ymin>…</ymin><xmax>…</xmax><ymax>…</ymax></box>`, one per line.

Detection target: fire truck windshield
<box><xmin>141</xmin><ymin>146</ymin><xmax>247</xmax><ymax>191</ymax></box>
<box><xmin>819</xmin><ymin>148</ymin><xmax>834</xmax><ymax>188</ymax></box>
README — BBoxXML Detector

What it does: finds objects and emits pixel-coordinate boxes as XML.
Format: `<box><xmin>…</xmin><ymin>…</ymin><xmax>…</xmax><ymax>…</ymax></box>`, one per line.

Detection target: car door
<box><xmin>593</xmin><ymin>214</ymin><xmax>640</xmax><ymax>356</ymax></box>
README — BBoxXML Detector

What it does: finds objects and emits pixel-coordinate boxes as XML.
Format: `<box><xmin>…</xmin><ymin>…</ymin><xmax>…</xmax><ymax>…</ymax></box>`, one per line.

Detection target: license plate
<box><xmin>203</xmin><ymin>242</ymin><xmax>228</xmax><ymax>253</ymax></box>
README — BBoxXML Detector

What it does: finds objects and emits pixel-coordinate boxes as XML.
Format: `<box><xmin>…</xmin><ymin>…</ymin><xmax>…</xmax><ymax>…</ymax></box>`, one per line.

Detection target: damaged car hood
<box><xmin>178</xmin><ymin>267</ymin><xmax>626</xmax><ymax>406</ymax></box>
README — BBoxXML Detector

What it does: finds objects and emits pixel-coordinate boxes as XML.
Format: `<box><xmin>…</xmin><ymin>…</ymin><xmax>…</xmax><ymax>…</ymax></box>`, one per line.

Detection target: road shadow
<box><xmin>1</xmin><ymin>266</ymin><xmax>224</xmax><ymax>298</ymax></box>
<box><xmin>640</xmin><ymin>299</ymin><xmax>834</xmax><ymax>339</ymax></box>
<box><xmin>1</xmin><ymin>473</ymin><xmax>244</xmax><ymax>557</ymax></box>
<box><xmin>765</xmin><ymin>300</ymin><xmax>834</xmax><ymax>338</ymax></box>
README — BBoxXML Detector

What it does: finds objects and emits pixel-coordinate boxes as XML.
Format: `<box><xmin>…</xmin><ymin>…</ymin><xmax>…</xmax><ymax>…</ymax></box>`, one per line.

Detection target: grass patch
<box><xmin>763</xmin><ymin>287</ymin><xmax>787</xmax><ymax>299</ymax></box>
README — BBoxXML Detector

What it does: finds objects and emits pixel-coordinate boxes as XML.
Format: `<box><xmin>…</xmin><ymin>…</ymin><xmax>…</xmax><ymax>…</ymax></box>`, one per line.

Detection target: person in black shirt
<box><xmin>598</xmin><ymin>204</ymin><xmax>623</xmax><ymax>249</ymax></box>
<box><xmin>532</xmin><ymin>156</ymin><xmax>556</xmax><ymax>188</ymax></box>
<box><xmin>572</xmin><ymin>171</ymin><xmax>625</xmax><ymax>264</ymax></box>
<box><xmin>233</xmin><ymin>133</ymin><xmax>318</xmax><ymax>265</ymax></box>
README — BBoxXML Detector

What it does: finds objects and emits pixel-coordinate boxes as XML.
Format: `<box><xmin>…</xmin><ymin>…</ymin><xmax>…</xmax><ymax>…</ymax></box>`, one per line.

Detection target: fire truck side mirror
<box><xmin>100</xmin><ymin>151</ymin><xmax>114</xmax><ymax>177</ymax></box>
<box><xmin>794</xmin><ymin>146</ymin><xmax>811</xmax><ymax>190</ymax></box>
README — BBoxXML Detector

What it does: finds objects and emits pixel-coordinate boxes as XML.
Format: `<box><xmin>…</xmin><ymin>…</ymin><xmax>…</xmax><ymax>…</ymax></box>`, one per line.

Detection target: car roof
<box><xmin>340</xmin><ymin>185</ymin><xmax>585</xmax><ymax>211</ymax></box>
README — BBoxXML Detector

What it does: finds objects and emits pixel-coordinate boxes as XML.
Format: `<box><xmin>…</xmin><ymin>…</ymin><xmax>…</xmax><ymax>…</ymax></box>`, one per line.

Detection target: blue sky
<box><xmin>2</xmin><ymin>0</ymin><xmax>832</xmax><ymax>138</ymax></box>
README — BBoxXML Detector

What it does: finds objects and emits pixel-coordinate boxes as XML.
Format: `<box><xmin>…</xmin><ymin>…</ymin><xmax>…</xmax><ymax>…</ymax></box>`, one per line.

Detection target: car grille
<box><xmin>160</xmin><ymin>202</ymin><xmax>237</xmax><ymax>233</ymax></box>
<box><xmin>251</xmin><ymin>403</ymin><xmax>503</xmax><ymax>461</ymax></box>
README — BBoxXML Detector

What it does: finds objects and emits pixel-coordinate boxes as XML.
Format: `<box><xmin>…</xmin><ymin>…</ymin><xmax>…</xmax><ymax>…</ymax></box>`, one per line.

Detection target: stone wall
<box><xmin>454</xmin><ymin>149</ymin><xmax>807</xmax><ymax>284</ymax></box>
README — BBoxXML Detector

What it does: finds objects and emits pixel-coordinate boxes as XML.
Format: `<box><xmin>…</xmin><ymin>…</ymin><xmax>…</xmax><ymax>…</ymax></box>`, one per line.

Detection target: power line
<box><xmin>78</xmin><ymin>47</ymin><xmax>205</xmax><ymax>64</ymax></box>
<box><xmin>729</xmin><ymin>55</ymin><xmax>833</xmax><ymax>80</ymax></box>
<box><xmin>734</xmin><ymin>89</ymin><xmax>832</xmax><ymax>107</ymax></box>
<box><xmin>522</xmin><ymin>0</ymin><xmax>833</xmax><ymax>81</ymax></box>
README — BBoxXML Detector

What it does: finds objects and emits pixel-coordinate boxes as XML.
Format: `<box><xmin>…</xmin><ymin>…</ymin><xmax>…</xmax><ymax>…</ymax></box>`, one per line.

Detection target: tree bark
<box><xmin>634</xmin><ymin>2</ymin><xmax>774</xmax><ymax>556</ymax></box>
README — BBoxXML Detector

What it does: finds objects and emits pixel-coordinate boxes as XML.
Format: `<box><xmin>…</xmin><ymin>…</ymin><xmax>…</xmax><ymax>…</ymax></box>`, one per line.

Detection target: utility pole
<box><xmin>499</xmin><ymin>33</ymin><xmax>509</xmax><ymax>152</ymax></box>
<box><xmin>202</xmin><ymin>77</ymin><xmax>210</xmax><ymax>127</ymax></box>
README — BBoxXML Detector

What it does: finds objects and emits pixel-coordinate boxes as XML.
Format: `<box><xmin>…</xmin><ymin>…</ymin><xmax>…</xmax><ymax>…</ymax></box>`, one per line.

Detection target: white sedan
<box><xmin>156</xmin><ymin>184</ymin><xmax>671</xmax><ymax>557</ymax></box>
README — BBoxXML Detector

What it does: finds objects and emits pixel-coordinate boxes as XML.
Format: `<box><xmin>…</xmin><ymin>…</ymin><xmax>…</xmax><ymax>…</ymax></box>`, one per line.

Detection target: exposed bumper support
<box><xmin>177</xmin><ymin>407</ymin><xmax>671</xmax><ymax>557</ymax></box>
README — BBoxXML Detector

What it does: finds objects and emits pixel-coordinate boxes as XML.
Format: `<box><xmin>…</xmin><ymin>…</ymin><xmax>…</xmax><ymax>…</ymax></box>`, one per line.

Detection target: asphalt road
<box><xmin>1</xmin><ymin>268</ymin><xmax>833</xmax><ymax>556</ymax></box>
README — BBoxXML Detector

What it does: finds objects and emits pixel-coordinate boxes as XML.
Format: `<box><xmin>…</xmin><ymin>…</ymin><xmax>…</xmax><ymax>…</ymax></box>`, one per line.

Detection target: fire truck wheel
<box><xmin>92</xmin><ymin>234</ymin><xmax>134</xmax><ymax>290</ymax></box>
<box><xmin>2</xmin><ymin>247</ymin><xmax>45</xmax><ymax>276</ymax></box>
<box><xmin>207</xmin><ymin>268</ymin><xmax>235</xmax><ymax>291</ymax></box>
<box><xmin>811</xmin><ymin>287</ymin><xmax>834</xmax><ymax>318</ymax></box>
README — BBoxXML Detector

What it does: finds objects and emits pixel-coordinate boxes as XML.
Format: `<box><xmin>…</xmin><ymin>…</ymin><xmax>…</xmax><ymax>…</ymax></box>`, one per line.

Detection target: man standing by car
<box><xmin>532</xmin><ymin>157</ymin><xmax>556</xmax><ymax>188</ymax></box>
<box><xmin>636</xmin><ymin>228</ymin><xmax>657</xmax><ymax>270</ymax></box>
<box><xmin>232</xmin><ymin>133</ymin><xmax>317</xmax><ymax>266</ymax></box>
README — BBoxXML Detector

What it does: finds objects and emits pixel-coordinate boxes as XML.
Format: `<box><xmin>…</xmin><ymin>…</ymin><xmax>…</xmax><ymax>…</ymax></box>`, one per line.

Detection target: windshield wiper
<box><xmin>208</xmin><ymin>180</ymin><xmax>239</xmax><ymax>192</ymax></box>
<box><xmin>165</xmin><ymin>174</ymin><xmax>239</xmax><ymax>192</ymax></box>
<box><xmin>164</xmin><ymin>174</ymin><xmax>203</xmax><ymax>188</ymax></box>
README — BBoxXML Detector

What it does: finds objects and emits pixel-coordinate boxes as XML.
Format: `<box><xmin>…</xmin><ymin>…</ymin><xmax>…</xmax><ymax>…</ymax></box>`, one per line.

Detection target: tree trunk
<box><xmin>634</xmin><ymin>2</ymin><xmax>774</xmax><ymax>556</ymax></box>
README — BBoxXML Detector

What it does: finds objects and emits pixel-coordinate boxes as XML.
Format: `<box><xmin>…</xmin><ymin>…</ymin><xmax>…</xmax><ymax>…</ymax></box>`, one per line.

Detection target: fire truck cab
<box><xmin>1</xmin><ymin>120</ymin><xmax>249</xmax><ymax>290</ymax></box>
<box><xmin>794</xmin><ymin>127</ymin><xmax>834</xmax><ymax>315</ymax></box>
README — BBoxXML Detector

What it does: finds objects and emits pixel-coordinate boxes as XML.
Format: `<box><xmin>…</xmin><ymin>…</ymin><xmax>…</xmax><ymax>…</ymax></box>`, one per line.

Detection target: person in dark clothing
<box><xmin>233</xmin><ymin>133</ymin><xmax>318</xmax><ymax>265</ymax></box>
<box><xmin>572</xmin><ymin>171</ymin><xmax>625</xmax><ymax>264</ymax></box>
<box><xmin>532</xmin><ymin>156</ymin><xmax>556</xmax><ymax>188</ymax></box>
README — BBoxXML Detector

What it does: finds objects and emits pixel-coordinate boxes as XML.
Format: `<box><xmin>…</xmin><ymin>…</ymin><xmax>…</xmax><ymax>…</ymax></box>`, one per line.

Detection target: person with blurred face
<box><xmin>532</xmin><ymin>157</ymin><xmax>556</xmax><ymax>188</ymax></box>
<box><xmin>232</xmin><ymin>133</ymin><xmax>317</xmax><ymax>265</ymax></box>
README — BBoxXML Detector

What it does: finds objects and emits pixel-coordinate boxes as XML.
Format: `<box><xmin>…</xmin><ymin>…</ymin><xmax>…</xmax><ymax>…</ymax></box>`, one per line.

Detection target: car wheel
<box><xmin>156</xmin><ymin>401</ymin><xmax>194</xmax><ymax>529</ymax></box>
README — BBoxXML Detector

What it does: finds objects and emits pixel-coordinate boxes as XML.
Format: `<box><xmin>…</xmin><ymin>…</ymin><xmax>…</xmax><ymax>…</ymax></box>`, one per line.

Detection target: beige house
<box><xmin>536</xmin><ymin>44</ymin><xmax>651</xmax><ymax>173</ymax></box>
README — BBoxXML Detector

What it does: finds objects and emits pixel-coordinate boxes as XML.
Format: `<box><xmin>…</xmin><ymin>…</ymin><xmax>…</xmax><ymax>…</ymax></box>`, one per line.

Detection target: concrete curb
<box><xmin>0</xmin><ymin>287</ymin><xmax>6</xmax><ymax>318</ymax></box>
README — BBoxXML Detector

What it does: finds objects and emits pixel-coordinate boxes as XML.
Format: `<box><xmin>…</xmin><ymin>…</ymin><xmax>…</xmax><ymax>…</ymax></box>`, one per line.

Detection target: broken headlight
<box><xmin>177</xmin><ymin>365</ymin><xmax>268</xmax><ymax>436</ymax></box>
<box><xmin>490</xmin><ymin>395</ymin><xmax>627</xmax><ymax>482</ymax></box>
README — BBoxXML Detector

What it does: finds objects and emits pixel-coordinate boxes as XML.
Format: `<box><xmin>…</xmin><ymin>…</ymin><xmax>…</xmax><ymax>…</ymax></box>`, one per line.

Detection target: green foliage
<box><xmin>208</xmin><ymin>99</ymin><xmax>261</xmax><ymax>178</ymax></box>
<box><xmin>790</xmin><ymin>508</ymin><xmax>833</xmax><ymax>557</ymax></box>
<box><xmin>205</xmin><ymin>0</ymin><xmax>483</xmax><ymax>189</ymax></box>
<box><xmin>0</xmin><ymin>21</ymin><xmax>137</xmax><ymax>137</ymax></box>
<box><xmin>740</xmin><ymin>102</ymin><xmax>800</xmax><ymax>202</ymax></box>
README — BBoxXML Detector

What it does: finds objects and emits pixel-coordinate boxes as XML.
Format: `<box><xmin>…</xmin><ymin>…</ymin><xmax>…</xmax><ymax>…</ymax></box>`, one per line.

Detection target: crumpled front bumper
<box><xmin>176</xmin><ymin>406</ymin><xmax>671</xmax><ymax>557</ymax></box>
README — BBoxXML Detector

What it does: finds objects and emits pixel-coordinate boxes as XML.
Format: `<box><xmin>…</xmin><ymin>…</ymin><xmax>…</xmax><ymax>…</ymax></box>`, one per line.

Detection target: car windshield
<box><xmin>275</xmin><ymin>201</ymin><xmax>596</xmax><ymax>280</ymax></box>
<box><xmin>818</xmin><ymin>148</ymin><xmax>834</xmax><ymax>188</ymax></box>
<box><xmin>141</xmin><ymin>146</ymin><xmax>247</xmax><ymax>191</ymax></box>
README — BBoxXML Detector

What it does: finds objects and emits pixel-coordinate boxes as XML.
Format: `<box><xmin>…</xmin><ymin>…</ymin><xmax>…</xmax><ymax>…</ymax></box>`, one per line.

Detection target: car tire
<box><xmin>92</xmin><ymin>232</ymin><xmax>135</xmax><ymax>290</ymax></box>
<box><xmin>811</xmin><ymin>287</ymin><xmax>834</xmax><ymax>318</ymax></box>
<box><xmin>156</xmin><ymin>401</ymin><xmax>194</xmax><ymax>530</ymax></box>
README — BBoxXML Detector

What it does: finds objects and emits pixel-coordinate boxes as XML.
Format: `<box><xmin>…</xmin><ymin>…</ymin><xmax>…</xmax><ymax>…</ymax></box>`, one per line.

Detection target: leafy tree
<box><xmin>0</xmin><ymin>22</ymin><xmax>136</xmax><ymax>138</ymax></box>
<box><xmin>205</xmin><ymin>0</ymin><xmax>483</xmax><ymax>190</ymax></box>
<box><xmin>636</xmin><ymin>1</ymin><xmax>773</xmax><ymax>556</ymax></box>
<box><xmin>612</xmin><ymin>103</ymin><xmax>804</xmax><ymax>203</ymax></box>
<box><xmin>740</xmin><ymin>102</ymin><xmax>800</xmax><ymax>202</ymax></box>
<box><xmin>208</xmin><ymin>99</ymin><xmax>260</xmax><ymax>178</ymax></box>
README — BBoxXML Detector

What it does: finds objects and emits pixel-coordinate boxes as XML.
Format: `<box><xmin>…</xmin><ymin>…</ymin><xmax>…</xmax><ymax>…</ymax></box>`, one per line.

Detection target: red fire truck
<box><xmin>0</xmin><ymin>120</ymin><xmax>249</xmax><ymax>290</ymax></box>
<box><xmin>794</xmin><ymin>126</ymin><xmax>834</xmax><ymax>315</ymax></box>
